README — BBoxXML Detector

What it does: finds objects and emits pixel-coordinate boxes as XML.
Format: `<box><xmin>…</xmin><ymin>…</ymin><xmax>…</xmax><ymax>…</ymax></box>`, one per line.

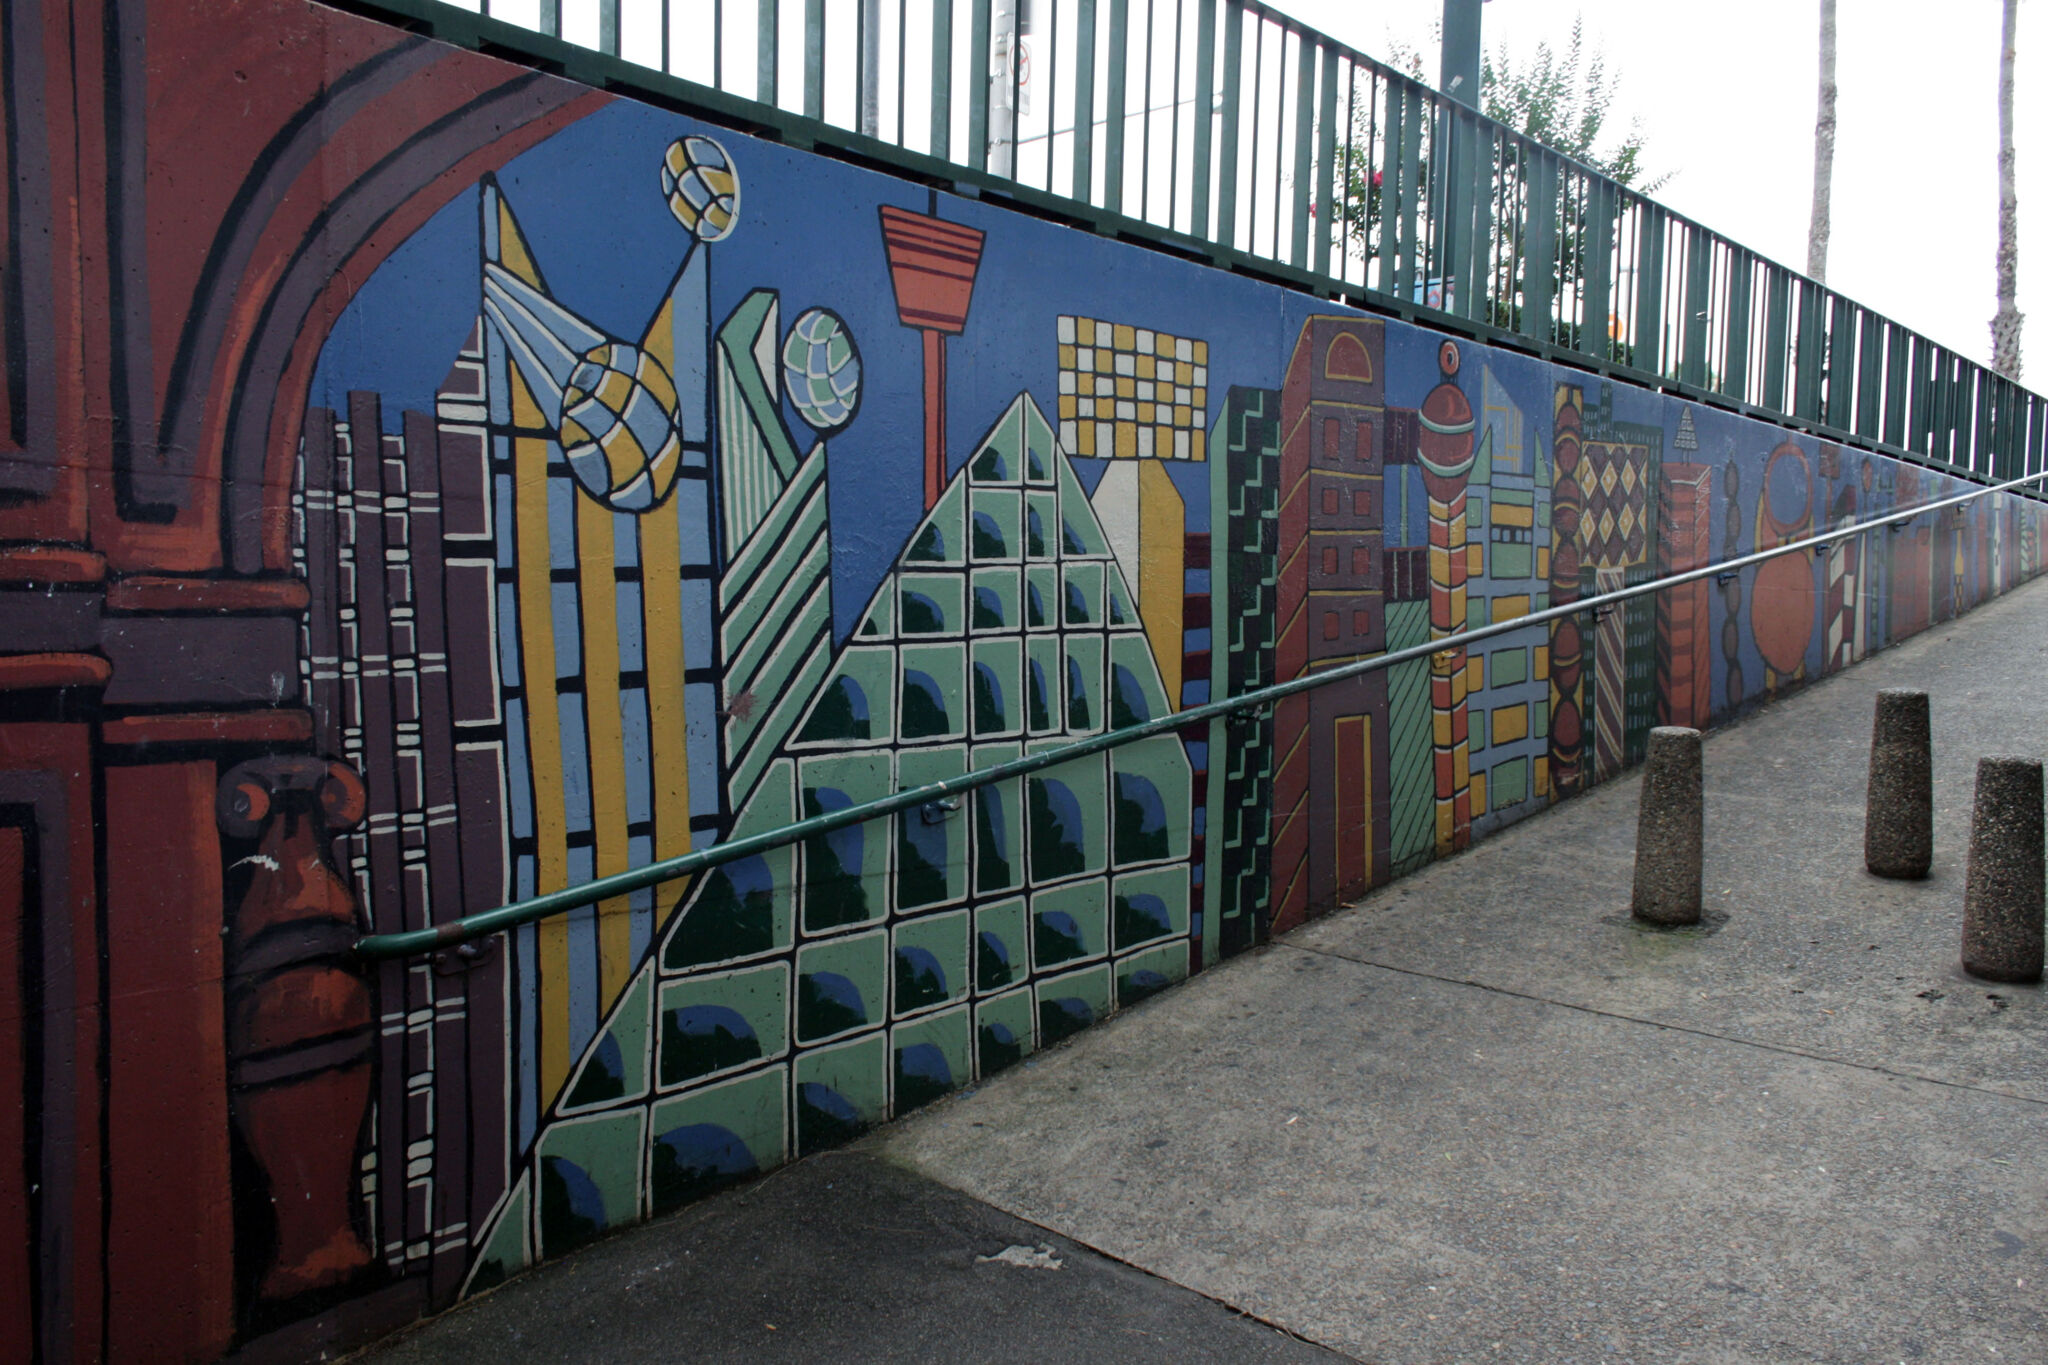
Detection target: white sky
<box><xmin>1274</xmin><ymin>0</ymin><xmax>2045</xmax><ymax>376</ymax></box>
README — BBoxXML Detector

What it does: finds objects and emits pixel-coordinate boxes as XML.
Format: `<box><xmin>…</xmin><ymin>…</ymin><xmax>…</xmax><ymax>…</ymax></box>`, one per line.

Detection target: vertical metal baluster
<box><xmin>967</xmin><ymin>0</ymin><xmax>991</xmax><ymax>170</ymax></box>
<box><xmin>1990</xmin><ymin>377</ymin><xmax>2010</xmax><ymax>480</ymax></box>
<box><xmin>1010</xmin><ymin>0</ymin><xmax>1025</xmax><ymax>179</ymax></box>
<box><xmin>930</xmin><ymin>0</ymin><xmax>952</xmax><ymax>156</ymax></box>
<box><xmin>1908</xmin><ymin>336</ymin><xmax>1930</xmax><ymax>456</ymax></box>
<box><xmin>1289</xmin><ymin>33</ymin><xmax>1314</xmax><ymax>270</ymax></box>
<box><xmin>1521</xmin><ymin>149</ymin><xmax>1556</xmax><ymax>343</ymax></box>
<box><xmin>1336</xmin><ymin>59</ymin><xmax>1358</xmax><ymax>286</ymax></box>
<box><xmin>1270</xmin><ymin>25</ymin><xmax>1287</xmax><ymax>261</ymax></box>
<box><xmin>1761</xmin><ymin>267</ymin><xmax>1789</xmax><ymax>413</ymax></box>
<box><xmin>600</xmin><ymin>0</ymin><xmax>620</xmax><ymax>55</ymax></box>
<box><xmin>1138</xmin><ymin>0</ymin><xmax>1152</xmax><ymax>220</ymax></box>
<box><xmin>2025</xmin><ymin>392</ymin><xmax>2041</xmax><ymax>479</ymax></box>
<box><xmin>716</xmin><ymin>0</ymin><xmax>728</xmax><ymax>83</ymax></box>
<box><xmin>1796</xmin><ymin>283</ymin><xmax>1824</xmax><ymax>422</ymax></box>
<box><xmin>760</xmin><ymin>0</ymin><xmax>780</xmax><ymax>103</ymax></box>
<box><xmin>1932</xmin><ymin>351</ymin><xmax>1949</xmax><ymax>466</ymax></box>
<box><xmin>1579</xmin><ymin>181</ymin><xmax>1613</xmax><ymax>362</ymax></box>
<box><xmin>806</xmin><ymin>0</ymin><xmax>827</xmax><ymax>119</ymax></box>
<box><xmin>541</xmin><ymin>0</ymin><xmax>560</xmax><ymax>40</ymax></box>
<box><xmin>1679</xmin><ymin>224</ymin><xmax>1708</xmax><ymax>387</ymax></box>
<box><xmin>1397</xmin><ymin>84</ymin><xmax>1420</xmax><ymax>304</ymax></box>
<box><xmin>1463</xmin><ymin>110</ymin><xmax>1489</xmax><ymax>321</ymax></box>
<box><xmin>1214</xmin><ymin>1</ymin><xmax>1240</xmax><ymax>250</ymax></box>
<box><xmin>1826</xmin><ymin>295</ymin><xmax>1854</xmax><ymax>430</ymax></box>
<box><xmin>1501</xmin><ymin>134</ymin><xmax>1519</xmax><ymax>323</ymax></box>
<box><xmin>1856</xmin><ymin>310</ymin><xmax>1881</xmax><ymax>439</ymax></box>
<box><xmin>1044</xmin><ymin>0</ymin><xmax>1060</xmax><ymax>189</ymax></box>
<box><xmin>1882</xmin><ymin>322</ymin><xmax>1908</xmax><ymax>448</ymax></box>
<box><xmin>1189</xmin><ymin>0</ymin><xmax>1216</xmax><ymax>241</ymax></box>
<box><xmin>1073</xmin><ymin>0</ymin><xmax>1097</xmax><ymax>201</ymax></box>
<box><xmin>1974</xmin><ymin>368</ymin><xmax>1996</xmax><ymax>477</ymax></box>
<box><xmin>1105</xmin><ymin>0</ymin><xmax>1128</xmax><ymax>214</ymax></box>
<box><xmin>1168</xmin><ymin>0</ymin><xmax>1183</xmax><ymax>232</ymax></box>
<box><xmin>1720</xmin><ymin>248</ymin><xmax>1751</xmax><ymax>403</ymax></box>
<box><xmin>1947</xmin><ymin>355</ymin><xmax>1963</xmax><ymax>470</ymax></box>
<box><xmin>856</xmin><ymin>0</ymin><xmax>867</xmax><ymax>137</ymax></box>
<box><xmin>1378</xmin><ymin>76</ymin><xmax>1402</xmax><ymax>296</ymax></box>
<box><xmin>1310</xmin><ymin>43</ymin><xmax>1335</xmax><ymax>279</ymax></box>
<box><xmin>1244</xmin><ymin>17</ymin><xmax>1261</xmax><ymax>254</ymax></box>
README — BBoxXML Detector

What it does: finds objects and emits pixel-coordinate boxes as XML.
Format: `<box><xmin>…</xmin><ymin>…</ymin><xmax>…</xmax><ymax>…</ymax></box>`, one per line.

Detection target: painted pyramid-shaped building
<box><xmin>466</xmin><ymin>394</ymin><xmax>1196</xmax><ymax>1287</ymax></box>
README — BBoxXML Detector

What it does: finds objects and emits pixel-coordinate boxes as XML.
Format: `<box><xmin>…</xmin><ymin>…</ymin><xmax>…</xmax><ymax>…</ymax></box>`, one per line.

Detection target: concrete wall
<box><xmin>1</xmin><ymin>1</ymin><xmax>2043</xmax><ymax>1358</ymax></box>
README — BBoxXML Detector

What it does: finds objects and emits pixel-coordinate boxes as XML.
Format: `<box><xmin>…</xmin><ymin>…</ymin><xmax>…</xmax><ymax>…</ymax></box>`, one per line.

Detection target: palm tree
<box><xmin>1992</xmin><ymin>0</ymin><xmax>2023</xmax><ymax>379</ymax></box>
<box><xmin>1806</xmin><ymin>0</ymin><xmax>1837</xmax><ymax>282</ymax></box>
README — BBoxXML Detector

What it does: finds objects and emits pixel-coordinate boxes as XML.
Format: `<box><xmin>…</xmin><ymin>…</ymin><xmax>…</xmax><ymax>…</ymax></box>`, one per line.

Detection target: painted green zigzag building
<box><xmin>464</xmin><ymin>366</ymin><xmax>1197</xmax><ymax>1289</ymax></box>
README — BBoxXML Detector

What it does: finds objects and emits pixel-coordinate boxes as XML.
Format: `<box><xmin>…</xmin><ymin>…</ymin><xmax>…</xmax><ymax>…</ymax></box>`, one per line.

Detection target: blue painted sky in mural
<box><xmin>310</xmin><ymin>99</ymin><xmax>1337</xmax><ymax>643</ymax></box>
<box><xmin>306</xmin><ymin>88</ymin><xmax>1987</xmax><ymax>696</ymax></box>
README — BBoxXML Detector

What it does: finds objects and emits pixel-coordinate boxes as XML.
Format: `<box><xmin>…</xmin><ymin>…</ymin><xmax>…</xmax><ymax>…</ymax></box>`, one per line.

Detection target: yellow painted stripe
<box><xmin>1493</xmin><ymin>502</ymin><xmax>1535</xmax><ymax>528</ymax></box>
<box><xmin>1492</xmin><ymin>703</ymin><xmax>1530</xmax><ymax>745</ymax></box>
<box><xmin>640</xmin><ymin>480</ymin><xmax>694</xmax><ymax>873</ymax></box>
<box><xmin>513</xmin><ymin>429</ymin><xmax>571</xmax><ymax>1103</ymax></box>
<box><xmin>576</xmin><ymin>495</ymin><xmax>633</xmax><ymax>1009</ymax></box>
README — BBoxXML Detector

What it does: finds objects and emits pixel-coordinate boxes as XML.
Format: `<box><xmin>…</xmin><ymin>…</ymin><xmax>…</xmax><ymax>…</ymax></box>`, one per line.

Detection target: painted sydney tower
<box><xmin>1418</xmin><ymin>341</ymin><xmax>1478</xmax><ymax>854</ymax></box>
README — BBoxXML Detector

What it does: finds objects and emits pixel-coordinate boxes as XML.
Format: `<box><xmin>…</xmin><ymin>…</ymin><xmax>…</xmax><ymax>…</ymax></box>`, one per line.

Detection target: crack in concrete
<box><xmin>1277</xmin><ymin>939</ymin><xmax>2048</xmax><ymax>1107</ymax></box>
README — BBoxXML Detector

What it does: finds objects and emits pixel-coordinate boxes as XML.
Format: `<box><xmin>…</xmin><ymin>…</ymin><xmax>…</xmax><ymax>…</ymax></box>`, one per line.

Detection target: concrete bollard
<box><xmin>1865</xmin><ymin>688</ymin><xmax>1933</xmax><ymax>879</ymax></box>
<box><xmin>1960</xmin><ymin>756</ymin><xmax>2046</xmax><ymax>984</ymax></box>
<box><xmin>1632</xmin><ymin>726</ymin><xmax>1704</xmax><ymax>927</ymax></box>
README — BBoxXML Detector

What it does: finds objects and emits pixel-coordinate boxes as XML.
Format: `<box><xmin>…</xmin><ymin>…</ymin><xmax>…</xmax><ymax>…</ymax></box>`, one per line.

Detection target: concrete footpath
<box><xmin>362</xmin><ymin>575</ymin><xmax>2048</xmax><ymax>1364</ymax></box>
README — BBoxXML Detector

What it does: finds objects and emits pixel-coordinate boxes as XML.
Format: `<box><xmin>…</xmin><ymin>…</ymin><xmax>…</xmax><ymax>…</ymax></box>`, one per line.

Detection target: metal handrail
<box><xmin>353</xmin><ymin>466</ymin><xmax>2048</xmax><ymax>960</ymax></box>
<box><xmin>345</xmin><ymin>0</ymin><xmax>2047</xmax><ymax>486</ymax></box>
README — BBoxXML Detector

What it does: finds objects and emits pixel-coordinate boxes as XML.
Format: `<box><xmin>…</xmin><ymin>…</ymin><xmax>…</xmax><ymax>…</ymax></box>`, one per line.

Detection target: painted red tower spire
<box><xmin>878</xmin><ymin>206</ymin><xmax>987</xmax><ymax>509</ymax></box>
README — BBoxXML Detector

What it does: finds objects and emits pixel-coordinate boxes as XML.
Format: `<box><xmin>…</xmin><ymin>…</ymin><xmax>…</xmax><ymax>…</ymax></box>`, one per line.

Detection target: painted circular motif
<box><xmin>781</xmin><ymin>308</ymin><xmax>862</xmax><ymax>432</ymax></box>
<box><xmin>662</xmin><ymin>136</ymin><xmax>740</xmax><ymax>242</ymax></box>
<box><xmin>558</xmin><ymin>342</ymin><xmax>683</xmax><ymax>513</ymax></box>
<box><xmin>1751</xmin><ymin>552</ymin><xmax>1817</xmax><ymax>675</ymax></box>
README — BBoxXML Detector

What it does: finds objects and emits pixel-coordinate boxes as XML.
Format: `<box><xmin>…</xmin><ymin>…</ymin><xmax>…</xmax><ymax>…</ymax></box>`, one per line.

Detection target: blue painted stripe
<box><xmin>564</xmin><ymin>887</ymin><xmax>599</xmax><ymax>1072</ymax></box>
<box><xmin>550</xmin><ymin>582</ymin><xmax>583</xmax><ymax>680</ymax></box>
<box><xmin>547</xmin><ymin>470</ymin><xmax>579</xmax><ymax>571</ymax></box>
<box><xmin>494</xmin><ymin>464</ymin><xmax>518</xmax><ymax>568</ymax></box>
<box><xmin>620</xmin><ymin>685</ymin><xmax>653</xmax><ymax>826</ymax></box>
<box><xmin>496</xmin><ymin>580</ymin><xmax>524</xmax><ymax>689</ymax></box>
<box><xmin>686</xmin><ymin>681</ymin><xmax>722</xmax><ymax>821</ymax></box>
<box><xmin>557</xmin><ymin>692</ymin><xmax>594</xmax><ymax>835</ymax></box>
<box><xmin>613</xmin><ymin>511</ymin><xmax>641</xmax><ymax>569</ymax></box>
<box><xmin>504</xmin><ymin>696</ymin><xmax>534</xmax><ymax>840</ymax></box>
<box><xmin>615</xmin><ymin>581</ymin><xmax>646</xmax><ymax>674</ymax></box>
<box><xmin>627</xmin><ymin>831</ymin><xmax>655</xmax><ymax>964</ymax></box>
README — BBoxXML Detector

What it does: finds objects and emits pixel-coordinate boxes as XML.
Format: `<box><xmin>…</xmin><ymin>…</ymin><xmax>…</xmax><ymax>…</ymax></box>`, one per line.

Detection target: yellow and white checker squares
<box><xmin>1055</xmin><ymin>316</ymin><xmax>1209</xmax><ymax>461</ymax></box>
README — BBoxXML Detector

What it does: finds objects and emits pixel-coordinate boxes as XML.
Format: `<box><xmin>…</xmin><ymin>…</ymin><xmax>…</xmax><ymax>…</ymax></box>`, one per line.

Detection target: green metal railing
<box><xmin>351</xmin><ymin>0</ymin><xmax>2048</xmax><ymax>484</ymax></box>
<box><xmin>355</xmin><ymin>467</ymin><xmax>2048</xmax><ymax>960</ymax></box>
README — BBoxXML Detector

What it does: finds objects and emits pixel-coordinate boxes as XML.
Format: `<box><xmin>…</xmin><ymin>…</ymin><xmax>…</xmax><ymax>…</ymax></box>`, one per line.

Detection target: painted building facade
<box><xmin>1</xmin><ymin>2</ymin><xmax>2045</xmax><ymax>1360</ymax></box>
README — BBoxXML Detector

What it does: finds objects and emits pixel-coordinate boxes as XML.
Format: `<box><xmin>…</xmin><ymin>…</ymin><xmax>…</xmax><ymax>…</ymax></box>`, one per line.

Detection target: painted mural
<box><xmin>2</xmin><ymin>1</ymin><xmax>2045</xmax><ymax>1360</ymax></box>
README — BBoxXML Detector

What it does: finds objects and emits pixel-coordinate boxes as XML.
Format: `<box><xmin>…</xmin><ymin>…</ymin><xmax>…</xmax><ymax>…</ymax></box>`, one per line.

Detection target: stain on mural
<box><xmin>2</xmin><ymin>1</ymin><xmax>2045</xmax><ymax>1360</ymax></box>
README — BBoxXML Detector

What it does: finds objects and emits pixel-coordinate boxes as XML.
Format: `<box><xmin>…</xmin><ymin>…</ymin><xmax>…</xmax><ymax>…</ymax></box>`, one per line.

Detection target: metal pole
<box><xmin>1439</xmin><ymin>0</ymin><xmax>1480</xmax><ymax>107</ymax></box>
<box><xmin>356</xmin><ymin>465</ymin><xmax>2048</xmax><ymax>962</ymax></box>
<box><xmin>989</xmin><ymin>0</ymin><xmax>1019</xmax><ymax>175</ymax></box>
<box><xmin>1436</xmin><ymin>0</ymin><xmax>1480</xmax><ymax>312</ymax></box>
<box><xmin>860</xmin><ymin>0</ymin><xmax>882</xmax><ymax>136</ymax></box>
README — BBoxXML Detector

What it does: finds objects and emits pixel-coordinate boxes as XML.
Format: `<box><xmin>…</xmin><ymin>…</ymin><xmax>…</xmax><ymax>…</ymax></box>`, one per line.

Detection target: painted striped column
<box><xmin>1417</xmin><ymin>342</ymin><xmax>1477</xmax><ymax>856</ymax></box>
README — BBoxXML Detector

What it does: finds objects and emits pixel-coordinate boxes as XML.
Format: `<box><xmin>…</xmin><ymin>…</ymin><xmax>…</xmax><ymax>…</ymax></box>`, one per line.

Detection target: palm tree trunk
<box><xmin>1992</xmin><ymin>0</ymin><xmax>2023</xmax><ymax>379</ymax></box>
<box><xmin>1806</xmin><ymin>0</ymin><xmax>1837</xmax><ymax>282</ymax></box>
